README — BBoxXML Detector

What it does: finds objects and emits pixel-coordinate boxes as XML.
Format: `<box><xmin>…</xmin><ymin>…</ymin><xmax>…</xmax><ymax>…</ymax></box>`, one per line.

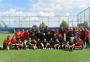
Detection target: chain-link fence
<box><xmin>77</xmin><ymin>7</ymin><xmax>90</xmax><ymax>27</ymax></box>
<box><xmin>0</xmin><ymin>7</ymin><xmax>90</xmax><ymax>32</ymax></box>
<box><xmin>0</xmin><ymin>16</ymin><xmax>77</xmax><ymax>28</ymax></box>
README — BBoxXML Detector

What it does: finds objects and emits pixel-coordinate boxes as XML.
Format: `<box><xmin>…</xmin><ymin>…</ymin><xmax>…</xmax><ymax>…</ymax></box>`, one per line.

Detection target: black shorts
<box><xmin>85</xmin><ymin>38</ymin><xmax>89</xmax><ymax>44</ymax></box>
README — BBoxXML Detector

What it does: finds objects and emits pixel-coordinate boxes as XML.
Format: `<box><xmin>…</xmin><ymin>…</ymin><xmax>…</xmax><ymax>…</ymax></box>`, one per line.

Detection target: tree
<box><xmin>60</xmin><ymin>20</ymin><xmax>69</xmax><ymax>28</ymax></box>
<box><xmin>78</xmin><ymin>21</ymin><xmax>88</xmax><ymax>28</ymax></box>
<box><xmin>39</xmin><ymin>21</ymin><xmax>47</xmax><ymax>31</ymax></box>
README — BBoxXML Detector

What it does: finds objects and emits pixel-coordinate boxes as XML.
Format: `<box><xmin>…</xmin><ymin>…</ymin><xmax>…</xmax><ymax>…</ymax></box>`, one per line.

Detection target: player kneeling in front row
<box><xmin>10</xmin><ymin>36</ymin><xmax>18</xmax><ymax>49</ymax></box>
<box><xmin>3</xmin><ymin>35</ymin><xmax>11</xmax><ymax>50</ymax></box>
<box><xmin>43</xmin><ymin>38</ymin><xmax>51</xmax><ymax>49</ymax></box>
<box><xmin>74</xmin><ymin>37</ymin><xmax>82</xmax><ymax>50</ymax></box>
<box><xmin>10</xmin><ymin>36</ymin><xmax>23</xmax><ymax>50</ymax></box>
<box><xmin>54</xmin><ymin>38</ymin><xmax>60</xmax><ymax>49</ymax></box>
<box><xmin>16</xmin><ymin>39</ymin><xmax>23</xmax><ymax>49</ymax></box>
<box><xmin>67</xmin><ymin>36</ymin><xmax>75</xmax><ymax>51</ymax></box>
<box><xmin>30</xmin><ymin>39</ymin><xmax>37</xmax><ymax>49</ymax></box>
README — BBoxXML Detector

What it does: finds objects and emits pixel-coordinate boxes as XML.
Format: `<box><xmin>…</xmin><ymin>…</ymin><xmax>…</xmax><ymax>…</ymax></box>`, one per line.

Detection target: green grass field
<box><xmin>0</xmin><ymin>33</ymin><xmax>90</xmax><ymax>62</ymax></box>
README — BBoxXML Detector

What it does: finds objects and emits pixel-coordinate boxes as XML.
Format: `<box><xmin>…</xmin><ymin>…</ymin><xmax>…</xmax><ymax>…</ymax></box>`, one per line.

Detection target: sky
<box><xmin>0</xmin><ymin>0</ymin><xmax>90</xmax><ymax>27</ymax></box>
<box><xmin>0</xmin><ymin>0</ymin><xmax>90</xmax><ymax>16</ymax></box>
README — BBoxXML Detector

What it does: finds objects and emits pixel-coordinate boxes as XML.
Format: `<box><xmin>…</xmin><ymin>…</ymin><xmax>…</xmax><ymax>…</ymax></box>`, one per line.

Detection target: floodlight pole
<box><xmin>89</xmin><ymin>7</ymin><xmax>90</xmax><ymax>27</ymax></box>
<box><xmin>29</xmin><ymin>16</ymin><xmax>30</xmax><ymax>28</ymax></box>
<box><xmin>47</xmin><ymin>16</ymin><xmax>49</xmax><ymax>27</ymax></box>
<box><xmin>19</xmin><ymin>16</ymin><xmax>21</xmax><ymax>28</ymax></box>
<box><xmin>68</xmin><ymin>16</ymin><xmax>69</xmax><ymax>27</ymax></box>
<box><xmin>9</xmin><ymin>16</ymin><xmax>10</xmax><ymax>28</ymax></box>
<box><xmin>77</xmin><ymin>14</ymin><xmax>79</xmax><ymax>27</ymax></box>
<box><xmin>84</xmin><ymin>10</ymin><xmax>85</xmax><ymax>24</ymax></box>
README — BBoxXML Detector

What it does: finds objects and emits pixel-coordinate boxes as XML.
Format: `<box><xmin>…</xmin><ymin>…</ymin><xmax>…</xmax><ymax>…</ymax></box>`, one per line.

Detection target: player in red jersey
<box><xmin>75</xmin><ymin>37</ymin><xmax>82</xmax><ymax>50</ymax></box>
<box><xmin>77</xmin><ymin>28</ymin><xmax>81</xmax><ymax>39</ymax></box>
<box><xmin>24</xmin><ymin>30</ymin><xmax>30</xmax><ymax>40</ymax></box>
<box><xmin>14</xmin><ymin>30</ymin><xmax>21</xmax><ymax>41</ymax></box>
<box><xmin>3</xmin><ymin>35</ymin><xmax>11</xmax><ymax>50</ymax></box>
<box><xmin>17</xmin><ymin>39</ymin><xmax>23</xmax><ymax>49</ymax></box>
<box><xmin>11</xmin><ymin>36</ymin><xmax>17</xmax><ymax>45</ymax></box>
<box><xmin>10</xmin><ymin>36</ymin><xmax>18</xmax><ymax>49</ymax></box>
<box><xmin>54</xmin><ymin>29</ymin><xmax>60</xmax><ymax>39</ymax></box>
<box><xmin>20</xmin><ymin>29</ymin><xmax>25</xmax><ymax>42</ymax></box>
<box><xmin>85</xmin><ymin>28</ymin><xmax>90</xmax><ymax>48</ymax></box>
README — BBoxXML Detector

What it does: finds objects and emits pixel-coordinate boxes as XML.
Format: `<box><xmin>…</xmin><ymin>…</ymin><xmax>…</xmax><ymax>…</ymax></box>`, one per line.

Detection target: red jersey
<box><xmin>3</xmin><ymin>38</ymin><xmax>11</xmax><ymax>46</ymax></box>
<box><xmin>20</xmin><ymin>31</ymin><xmax>25</xmax><ymax>39</ymax></box>
<box><xmin>89</xmin><ymin>32</ymin><xmax>90</xmax><ymax>38</ymax></box>
<box><xmin>75</xmin><ymin>39</ymin><xmax>82</xmax><ymax>46</ymax></box>
<box><xmin>85</xmin><ymin>30</ymin><xmax>89</xmax><ymax>38</ymax></box>
<box><xmin>54</xmin><ymin>32</ymin><xmax>60</xmax><ymax>38</ymax></box>
<box><xmin>54</xmin><ymin>29</ymin><xmax>60</xmax><ymax>38</ymax></box>
<box><xmin>24</xmin><ymin>31</ymin><xmax>30</xmax><ymax>39</ymax></box>
<box><xmin>11</xmin><ymin>38</ymin><xmax>17</xmax><ymax>44</ymax></box>
<box><xmin>15</xmin><ymin>31</ymin><xmax>21</xmax><ymax>39</ymax></box>
<box><xmin>78</xmin><ymin>30</ymin><xmax>81</xmax><ymax>39</ymax></box>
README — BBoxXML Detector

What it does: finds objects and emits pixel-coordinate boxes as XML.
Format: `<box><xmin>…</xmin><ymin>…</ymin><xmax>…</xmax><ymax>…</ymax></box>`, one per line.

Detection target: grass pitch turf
<box><xmin>0</xmin><ymin>33</ymin><xmax>90</xmax><ymax>62</ymax></box>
